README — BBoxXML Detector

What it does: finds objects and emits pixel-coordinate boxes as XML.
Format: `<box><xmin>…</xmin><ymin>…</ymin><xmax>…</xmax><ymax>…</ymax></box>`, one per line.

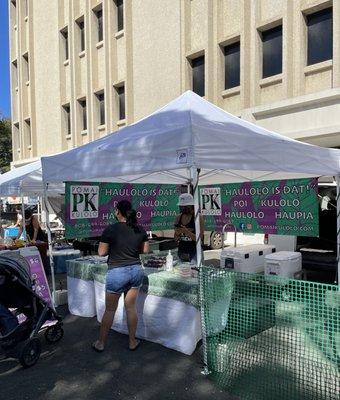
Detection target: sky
<box><xmin>0</xmin><ymin>0</ymin><xmax>10</xmax><ymax>118</ymax></box>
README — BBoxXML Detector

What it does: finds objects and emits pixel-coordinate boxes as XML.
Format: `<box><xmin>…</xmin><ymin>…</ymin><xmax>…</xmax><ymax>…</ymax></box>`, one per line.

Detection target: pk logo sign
<box><xmin>200</xmin><ymin>187</ymin><xmax>222</xmax><ymax>216</ymax></box>
<box><xmin>70</xmin><ymin>185</ymin><xmax>99</xmax><ymax>219</ymax></box>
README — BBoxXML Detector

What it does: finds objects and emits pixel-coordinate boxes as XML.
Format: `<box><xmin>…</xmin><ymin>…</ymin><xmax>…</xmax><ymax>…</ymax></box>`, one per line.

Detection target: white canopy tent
<box><xmin>41</xmin><ymin>91</ymin><xmax>340</xmax><ymax>185</ymax></box>
<box><xmin>42</xmin><ymin>90</ymin><xmax>340</xmax><ymax>277</ymax></box>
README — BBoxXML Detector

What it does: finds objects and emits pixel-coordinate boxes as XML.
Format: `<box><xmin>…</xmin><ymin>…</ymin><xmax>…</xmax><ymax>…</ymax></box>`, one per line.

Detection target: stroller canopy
<box><xmin>0</xmin><ymin>252</ymin><xmax>31</xmax><ymax>287</ymax></box>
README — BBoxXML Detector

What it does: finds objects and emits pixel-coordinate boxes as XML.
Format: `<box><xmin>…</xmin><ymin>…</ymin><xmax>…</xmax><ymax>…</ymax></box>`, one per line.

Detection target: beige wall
<box><xmin>9</xmin><ymin>0</ymin><xmax>340</xmax><ymax>167</ymax></box>
<box><xmin>131</xmin><ymin>0</ymin><xmax>182</xmax><ymax>120</ymax></box>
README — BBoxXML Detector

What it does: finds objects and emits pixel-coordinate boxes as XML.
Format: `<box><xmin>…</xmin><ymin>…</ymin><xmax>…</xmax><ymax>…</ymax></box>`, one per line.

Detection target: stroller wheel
<box><xmin>45</xmin><ymin>324</ymin><xmax>64</xmax><ymax>343</ymax></box>
<box><xmin>18</xmin><ymin>338</ymin><xmax>41</xmax><ymax>368</ymax></box>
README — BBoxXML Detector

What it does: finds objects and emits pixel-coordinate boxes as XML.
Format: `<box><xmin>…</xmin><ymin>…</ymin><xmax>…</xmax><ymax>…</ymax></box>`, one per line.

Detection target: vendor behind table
<box><xmin>16</xmin><ymin>209</ymin><xmax>47</xmax><ymax>244</ymax></box>
<box><xmin>174</xmin><ymin>193</ymin><xmax>204</xmax><ymax>262</ymax></box>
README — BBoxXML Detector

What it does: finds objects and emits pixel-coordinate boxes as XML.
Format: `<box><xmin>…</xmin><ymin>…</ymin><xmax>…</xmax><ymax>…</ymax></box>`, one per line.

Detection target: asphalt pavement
<box><xmin>0</xmin><ymin>304</ymin><xmax>235</xmax><ymax>400</ymax></box>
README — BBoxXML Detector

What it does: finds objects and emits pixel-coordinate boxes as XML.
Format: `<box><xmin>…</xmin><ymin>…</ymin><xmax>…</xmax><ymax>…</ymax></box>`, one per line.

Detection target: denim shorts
<box><xmin>105</xmin><ymin>264</ymin><xmax>144</xmax><ymax>294</ymax></box>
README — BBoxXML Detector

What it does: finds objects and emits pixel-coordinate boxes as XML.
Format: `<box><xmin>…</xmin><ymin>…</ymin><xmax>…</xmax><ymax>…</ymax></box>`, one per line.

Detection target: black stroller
<box><xmin>0</xmin><ymin>252</ymin><xmax>63</xmax><ymax>368</ymax></box>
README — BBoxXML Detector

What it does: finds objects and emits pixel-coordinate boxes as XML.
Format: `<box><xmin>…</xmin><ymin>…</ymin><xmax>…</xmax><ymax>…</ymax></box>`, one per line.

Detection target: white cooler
<box><xmin>220</xmin><ymin>244</ymin><xmax>276</xmax><ymax>273</ymax></box>
<box><xmin>265</xmin><ymin>251</ymin><xmax>302</xmax><ymax>278</ymax></box>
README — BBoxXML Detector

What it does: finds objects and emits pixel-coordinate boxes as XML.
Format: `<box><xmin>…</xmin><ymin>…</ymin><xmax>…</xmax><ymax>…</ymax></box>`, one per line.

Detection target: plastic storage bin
<box><xmin>264</xmin><ymin>251</ymin><xmax>302</xmax><ymax>278</ymax></box>
<box><xmin>220</xmin><ymin>244</ymin><xmax>276</xmax><ymax>273</ymax></box>
<box><xmin>4</xmin><ymin>227</ymin><xmax>20</xmax><ymax>238</ymax></box>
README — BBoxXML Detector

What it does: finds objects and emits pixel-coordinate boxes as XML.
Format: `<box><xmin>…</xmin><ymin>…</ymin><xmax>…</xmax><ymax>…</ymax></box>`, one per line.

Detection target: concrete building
<box><xmin>9</xmin><ymin>0</ymin><xmax>340</xmax><ymax>166</ymax></box>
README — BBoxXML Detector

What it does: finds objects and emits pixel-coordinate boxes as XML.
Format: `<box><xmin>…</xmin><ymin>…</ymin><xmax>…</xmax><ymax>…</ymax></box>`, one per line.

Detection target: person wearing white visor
<box><xmin>174</xmin><ymin>193</ymin><xmax>204</xmax><ymax>262</ymax></box>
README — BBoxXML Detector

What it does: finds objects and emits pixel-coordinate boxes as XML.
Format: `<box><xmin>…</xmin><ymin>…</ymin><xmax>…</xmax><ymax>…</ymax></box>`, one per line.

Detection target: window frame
<box><xmin>23</xmin><ymin>0</ymin><xmax>28</xmax><ymax>17</ymax></box>
<box><xmin>116</xmin><ymin>85</ymin><xmax>125</xmax><ymax>121</ymax></box>
<box><xmin>22</xmin><ymin>52</ymin><xmax>29</xmax><ymax>82</ymax></box>
<box><xmin>223</xmin><ymin>40</ymin><xmax>241</xmax><ymax>90</ymax></box>
<box><xmin>24</xmin><ymin>118</ymin><xmax>31</xmax><ymax>147</ymax></box>
<box><xmin>260</xmin><ymin>24</ymin><xmax>283</xmax><ymax>79</ymax></box>
<box><xmin>10</xmin><ymin>0</ymin><xmax>17</xmax><ymax>26</ymax></box>
<box><xmin>13</xmin><ymin>122</ymin><xmax>20</xmax><ymax>154</ymax></box>
<box><xmin>76</xmin><ymin>18</ymin><xmax>85</xmax><ymax>53</ymax></box>
<box><xmin>60</xmin><ymin>27</ymin><xmax>69</xmax><ymax>61</ymax></box>
<box><xmin>78</xmin><ymin>99</ymin><xmax>87</xmax><ymax>131</ymax></box>
<box><xmin>305</xmin><ymin>7</ymin><xmax>333</xmax><ymax>66</ymax></box>
<box><xmin>95</xmin><ymin>92</ymin><xmax>105</xmax><ymax>126</ymax></box>
<box><xmin>12</xmin><ymin>59</ymin><xmax>18</xmax><ymax>88</ymax></box>
<box><xmin>94</xmin><ymin>8</ymin><xmax>103</xmax><ymax>43</ymax></box>
<box><xmin>115</xmin><ymin>0</ymin><xmax>124</xmax><ymax>32</ymax></box>
<box><xmin>62</xmin><ymin>104</ymin><xmax>71</xmax><ymax>136</ymax></box>
<box><xmin>190</xmin><ymin>55</ymin><xmax>205</xmax><ymax>97</ymax></box>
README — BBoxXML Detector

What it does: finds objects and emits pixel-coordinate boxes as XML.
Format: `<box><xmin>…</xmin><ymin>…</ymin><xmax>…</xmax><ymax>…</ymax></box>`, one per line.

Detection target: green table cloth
<box><xmin>66</xmin><ymin>258</ymin><xmax>199</xmax><ymax>307</ymax></box>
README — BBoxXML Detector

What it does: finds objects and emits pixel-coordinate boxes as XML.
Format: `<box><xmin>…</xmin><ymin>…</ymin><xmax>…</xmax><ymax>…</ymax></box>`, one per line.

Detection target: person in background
<box><xmin>17</xmin><ymin>209</ymin><xmax>47</xmax><ymax>243</ymax></box>
<box><xmin>12</xmin><ymin>207</ymin><xmax>22</xmax><ymax>227</ymax></box>
<box><xmin>174</xmin><ymin>193</ymin><xmax>204</xmax><ymax>262</ymax></box>
<box><xmin>92</xmin><ymin>200</ymin><xmax>149</xmax><ymax>352</ymax></box>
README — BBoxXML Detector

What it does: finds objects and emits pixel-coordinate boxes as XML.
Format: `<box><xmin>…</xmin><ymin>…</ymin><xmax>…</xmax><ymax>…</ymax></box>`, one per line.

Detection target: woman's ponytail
<box><xmin>125</xmin><ymin>209</ymin><xmax>138</xmax><ymax>229</ymax></box>
<box><xmin>116</xmin><ymin>200</ymin><xmax>139</xmax><ymax>231</ymax></box>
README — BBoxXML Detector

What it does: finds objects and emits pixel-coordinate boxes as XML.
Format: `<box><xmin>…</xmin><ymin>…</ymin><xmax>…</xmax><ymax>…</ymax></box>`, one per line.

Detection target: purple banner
<box><xmin>20</xmin><ymin>248</ymin><xmax>53</xmax><ymax>307</ymax></box>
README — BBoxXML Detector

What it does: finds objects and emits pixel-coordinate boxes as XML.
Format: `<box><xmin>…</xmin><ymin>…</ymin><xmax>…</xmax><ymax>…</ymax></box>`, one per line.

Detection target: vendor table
<box><xmin>66</xmin><ymin>257</ymin><xmax>201</xmax><ymax>355</ymax></box>
<box><xmin>50</xmin><ymin>248</ymin><xmax>81</xmax><ymax>273</ymax></box>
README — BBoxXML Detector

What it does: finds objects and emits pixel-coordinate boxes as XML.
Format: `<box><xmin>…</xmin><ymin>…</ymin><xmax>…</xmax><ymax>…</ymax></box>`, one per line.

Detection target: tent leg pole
<box><xmin>43</xmin><ymin>187</ymin><xmax>56</xmax><ymax>307</ymax></box>
<box><xmin>336</xmin><ymin>176</ymin><xmax>340</xmax><ymax>286</ymax></box>
<box><xmin>20</xmin><ymin>192</ymin><xmax>27</xmax><ymax>245</ymax></box>
<box><xmin>37</xmin><ymin>197</ymin><xmax>41</xmax><ymax>223</ymax></box>
<box><xmin>191</xmin><ymin>167</ymin><xmax>210</xmax><ymax>375</ymax></box>
<box><xmin>192</xmin><ymin>167</ymin><xmax>202</xmax><ymax>268</ymax></box>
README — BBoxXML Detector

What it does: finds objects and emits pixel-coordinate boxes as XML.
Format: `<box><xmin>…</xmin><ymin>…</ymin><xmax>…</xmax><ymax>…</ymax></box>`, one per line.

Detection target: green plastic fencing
<box><xmin>199</xmin><ymin>267</ymin><xmax>340</xmax><ymax>400</ymax></box>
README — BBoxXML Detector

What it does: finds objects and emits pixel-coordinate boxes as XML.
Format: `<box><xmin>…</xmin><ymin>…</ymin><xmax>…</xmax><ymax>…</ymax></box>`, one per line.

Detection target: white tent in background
<box><xmin>0</xmin><ymin>160</ymin><xmax>63</xmax><ymax>196</ymax></box>
<box><xmin>0</xmin><ymin>161</ymin><xmax>43</xmax><ymax>196</ymax></box>
<box><xmin>0</xmin><ymin>160</ymin><xmax>64</xmax><ymax>306</ymax></box>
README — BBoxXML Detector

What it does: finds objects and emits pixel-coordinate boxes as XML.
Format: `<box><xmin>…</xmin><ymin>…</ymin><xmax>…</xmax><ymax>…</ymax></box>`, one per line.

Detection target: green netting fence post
<box><xmin>336</xmin><ymin>174</ymin><xmax>340</xmax><ymax>285</ymax></box>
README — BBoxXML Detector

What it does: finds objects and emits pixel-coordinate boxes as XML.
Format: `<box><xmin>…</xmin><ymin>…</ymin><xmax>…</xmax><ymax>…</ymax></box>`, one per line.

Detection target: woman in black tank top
<box><xmin>17</xmin><ymin>209</ymin><xmax>47</xmax><ymax>243</ymax></box>
<box><xmin>174</xmin><ymin>194</ymin><xmax>204</xmax><ymax>262</ymax></box>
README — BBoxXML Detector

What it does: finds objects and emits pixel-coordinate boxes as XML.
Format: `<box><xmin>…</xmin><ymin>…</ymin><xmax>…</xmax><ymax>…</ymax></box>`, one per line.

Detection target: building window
<box><xmin>116</xmin><ymin>85</ymin><xmax>125</xmax><ymax>120</ymax></box>
<box><xmin>12</xmin><ymin>60</ymin><xmax>18</xmax><ymax>88</ymax></box>
<box><xmin>62</xmin><ymin>104</ymin><xmax>71</xmax><ymax>136</ymax></box>
<box><xmin>96</xmin><ymin>92</ymin><xmax>105</xmax><ymax>125</ymax></box>
<box><xmin>13</xmin><ymin>122</ymin><xmax>20</xmax><ymax>154</ymax></box>
<box><xmin>224</xmin><ymin>41</ymin><xmax>240</xmax><ymax>89</ymax></box>
<box><xmin>24</xmin><ymin>0</ymin><xmax>28</xmax><ymax>17</ymax></box>
<box><xmin>60</xmin><ymin>27</ymin><xmax>68</xmax><ymax>61</ymax></box>
<box><xmin>10</xmin><ymin>1</ymin><xmax>16</xmax><ymax>24</ymax></box>
<box><xmin>24</xmin><ymin>118</ymin><xmax>31</xmax><ymax>147</ymax></box>
<box><xmin>79</xmin><ymin>99</ymin><xmax>87</xmax><ymax>130</ymax></box>
<box><xmin>261</xmin><ymin>25</ymin><xmax>282</xmax><ymax>78</ymax></box>
<box><xmin>115</xmin><ymin>0</ymin><xmax>124</xmax><ymax>32</ymax></box>
<box><xmin>191</xmin><ymin>56</ymin><xmax>205</xmax><ymax>97</ymax></box>
<box><xmin>76</xmin><ymin>18</ymin><xmax>85</xmax><ymax>52</ymax></box>
<box><xmin>23</xmin><ymin>52</ymin><xmax>29</xmax><ymax>82</ymax></box>
<box><xmin>306</xmin><ymin>8</ymin><xmax>332</xmax><ymax>66</ymax></box>
<box><xmin>94</xmin><ymin>8</ymin><xmax>103</xmax><ymax>43</ymax></box>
